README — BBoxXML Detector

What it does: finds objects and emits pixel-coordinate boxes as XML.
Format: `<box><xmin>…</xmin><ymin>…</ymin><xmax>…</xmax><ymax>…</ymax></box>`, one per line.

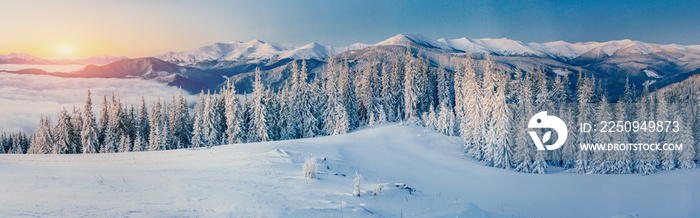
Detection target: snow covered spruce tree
<box><xmin>102</xmin><ymin>93</ymin><xmax>124</xmax><ymax>153</ymax></box>
<box><xmin>53</xmin><ymin>108</ymin><xmax>80</xmax><ymax>154</ymax></box>
<box><xmin>322</xmin><ymin>58</ymin><xmax>350</xmax><ymax>135</ymax></box>
<box><xmin>590</xmin><ymin>93</ymin><xmax>612</xmax><ymax>174</ymax></box>
<box><xmin>223</xmin><ymin>80</ymin><xmax>244</xmax><ymax>144</ymax></box>
<box><xmin>98</xmin><ymin>95</ymin><xmax>109</xmax><ymax>150</ymax></box>
<box><xmin>561</xmin><ymin>107</ymin><xmax>579</xmax><ymax>169</ymax></box>
<box><xmin>355</xmin><ymin>61</ymin><xmax>375</xmax><ymax>126</ymax></box>
<box><xmin>339</xmin><ymin>60</ymin><xmax>359</xmax><ymax>130</ymax></box>
<box><xmin>457</xmin><ymin>54</ymin><xmax>482</xmax><ymax>155</ymax></box>
<box><xmin>248</xmin><ymin>68</ymin><xmax>270</xmax><ymax>142</ymax></box>
<box><xmin>669</xmin><ymin>103</ymin><xmax>695</xmax><ymax>169</ymax></box>
<box><xmin>403</xmin><ymin>48</ymin><xmax>422</xmax><ymax>124</ymax></box>
<box><xmin>478</xmin><ymin>54</ymin><xmax>497</xmax><ymax>163</ymax></box>
<box><xmin>612</xmin><ymin>100</ymin><xmax>632</xmax><ymax>174</ymax></box>
<box><xmin>191</xmin><ymin>92</ymin><xmax>206</xmax><ymax>148</ymax></box>
<box><xmin>634</xmin><ymin>92</ymin><xmax>657</xmax><ymax>175</ymax></box>
<box><xmin>656</xmin><ymin>94</ymin><xmax>673</xmax><ymax>171</ymax></box>
<box><xmin>28</xmin><ymin>115</ymin><xmax>53</xmax><ymax>154</ymax></box>
<box><xmin>170</xmin><ymin>91</ymin><xmax>192</xmax><ymax>149</ymax></box>
<box><xmin>487</xmin><ymin>67</ymin><xmax>512</xmax><ymax>169</ymax></box>
<box><xmin>133</xmin><ymin>96</ymin><xmax>150</xmax><ymax>151</ymax></box>
<box><xmin>548</xmin><ymin>71</ymin><xmax>571</xmax><ymax>166</ymax></box>
<box><xmin>513</xmin><ymin>71</ymin><xmax>535</xmax><ymax>173</ymax></box>
<box><xmin>200</xmin><ymin>92</ymin><xmax>223</xmax><ymax>147</ymax></box>
<box><xmin>148</xmin><ymin>98</ymin><xmax>165</xmax><ymax>151</ymax></box>
<box><xmin>283</xmin><ymin>60</ymin><xmax>318</xmax><ymax>139</ymax></box>
<box><xmin>435</xmin><ymin>63</ymin><xmax>456</xmax><ymax>136</ymax></box>
<box><xmin>389</xmin><ymin>57</ymin><xmax>405</xmax><ymax>122</ymax></box>
<box><xmin>380</xmin><ymin>61</ymin><xmax>396</xmax><ymax>122</ymax></box>
<box><xmin>572</xmin><ymin>74</ymin><xmax>595</xmax><ymax>174</ymax></box>
<box><xmin>81</xmin><ymin>90</ymin><xmax>99</xmax><ymax>154</ymax></box>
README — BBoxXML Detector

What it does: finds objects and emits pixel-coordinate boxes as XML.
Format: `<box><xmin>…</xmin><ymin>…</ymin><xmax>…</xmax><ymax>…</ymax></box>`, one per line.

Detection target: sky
<box><xmin>1</xmin><ymin>0</ymin><xmax>699</xmax><ymax>58</ymax></box>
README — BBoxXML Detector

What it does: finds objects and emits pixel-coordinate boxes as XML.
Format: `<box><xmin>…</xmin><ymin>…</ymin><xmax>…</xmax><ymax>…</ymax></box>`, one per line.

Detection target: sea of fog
<box><xmin>0</xmin><ymin>64</ymin><xmax>88</xmax><ymax>73</ymax></box>
<box><xmin>0</xmin><ymin>72</ymin><xmax>198</xmax><ymax>134</ymax></box>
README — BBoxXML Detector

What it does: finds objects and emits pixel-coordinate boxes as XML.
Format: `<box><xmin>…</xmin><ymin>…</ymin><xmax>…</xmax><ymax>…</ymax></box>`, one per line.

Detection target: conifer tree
<box><xmin>133</xmin><ymin>130</ymin><xmax>144</xmax><ymax>152</ymax></box>
<box><xmin>572</xmin><ymin>76</ymin><xmax>594</xmax><ymax>173</ymax></box>
<box><xmin>490</xmin><ymin>70</ymin><xmax>512</xmax><ymax>169</ymax></box>
<box><xmin>148</xmin><ymin>99</ymin><xmax>163</xmax><ymax>151</ymax></box>
<box><xmin>513</xmin><ymin>71</ymin><xmax>535</xmax><ymax>172</ymax></box>
<box><xmin>72</xmin><ymin>105</ymin><xmax>83</xmax><ymax>143</ymax></box>
<box><xmin>612</xmin><ymin>100</ymin><xmax>632</xmax><ymax>174</ymax></box>
<box><xmin>81</xmin><ymin>90</ymin><xmax>99</xmax><ymax>154</ymax></box>
<box><xmin>98</xmin><ymin>95</ymin><xmax>110</xmax><ymax>151</ymax></box>
<box><xmin>436</xmin><ymin>63</ymin><xmax>456</xmax><ymax>136</ymax></box>
<box><xmin>224</xmin><ymin>81</ymin><xmax>244</xmax><ymax>144</ymax></box>
<box><xmin>380</xmin><ymin>62</ymin><xmax>396</xmax><ymax>122</ymax></box>
<box><xmin>459</xmin><ymin>55</ymin><xmax>481</xmax><ymax>154</ymax></box>
<box><xmin>118</xmin><ymin>134</ymin><xmax>131</xmax><ymax>152</ymax></box>
<box><xmin>249</xmin><ymin>68</ymin><xmax>269</xmax><ymax>142</ymax></box>
<box><xmin>389</xmin><ymin>56</ymin><xmax>404</xmax><ymax>122</ymax></box>
<box><xmin>136</xmin><ymin>97</ymin><xmax>150</xmax><ymax>150</ymax></box>
<box><xmin>532</xmin><ymin>150</ymin><xmax>548</xmax><ymax>174</ymax></box>
<box><xmin>28</xmin><ymin>116</ymin><xmax>53</xmax><ymax>154</ymax></box>
<box><xmin>403</xmin><ymin>49</ymin><xmax>421</xmax><ymax>124</ymax></box>
<box><xmin>322</xmin><ymin>60</ymin><xmax>350</xmax><ymax>135</ymax></box>
<box><xmin>202</xmin><ymin>92</ymin><xmax>222</xmax><ymax>146</ymax></box>
<box><xmin>170</xmin><ymin>92</ymin><xmax>192</xmax><ymax>148</ymax></box>
<box><xmin>670</xmin><ymin>105</ymin><xmax>694</xmax><ymax>169</ymax></box>
<box><xmin>591</xmin><ymin>93</ymin><xmax>612</xmax><ymax>174</ymax></box>
<box><xmin>191</xmin><ymin>92</ymin><xmax>205</xmax><ymax>148</ymax></box>
<box><xmin>561</xmin><ymin>107</ymin><xmax>578</xmax><ymax>169</ymax></box>
<box><xmin>480</xmin><ymin>55</ymin><xmax>498</xmax><ymax>164</ymax></box>
<box><xmin>53</xmin><ymin>108</ymin><xmax>78</xmax><ymax>154</ymax></box>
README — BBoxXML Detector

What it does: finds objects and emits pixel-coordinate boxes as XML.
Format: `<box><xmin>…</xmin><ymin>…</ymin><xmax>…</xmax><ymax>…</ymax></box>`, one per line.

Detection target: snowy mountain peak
<box><xmin>157</xmin><ymin>38</ymin><xmax>366</xmax><ymax>64</ymax></box>
<box><xmin>0</xmin><ymin>53</ymin><xmax>48</xmax><ymax>63</ymax></box>
<box><xmin>376</xmin><ymin>33</ymin><xmax>450</xmax><ymax>49</ymax></box>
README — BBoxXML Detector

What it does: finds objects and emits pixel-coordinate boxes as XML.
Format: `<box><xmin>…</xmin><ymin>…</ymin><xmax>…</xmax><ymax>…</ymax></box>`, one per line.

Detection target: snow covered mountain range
<box><xmin>157</xmin><ymin>33</ymin><xmax>700</xmax><ymax>63</ymax></box>
<box><xmin>156</xmin><ymin>40</ymin><xmax>370</xmax><ymax>65</ymax></box>
<box><xmin>4</xmin><ymin>33</ymin><xmax>700</xmax><ymax>97</ymax></box>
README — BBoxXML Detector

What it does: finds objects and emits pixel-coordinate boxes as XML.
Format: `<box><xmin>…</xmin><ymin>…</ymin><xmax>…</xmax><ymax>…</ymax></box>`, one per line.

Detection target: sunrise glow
<box><xmin>54</xmin><ymin>44</ymin><xmax>76</xmax><ymax>58</ymax></box>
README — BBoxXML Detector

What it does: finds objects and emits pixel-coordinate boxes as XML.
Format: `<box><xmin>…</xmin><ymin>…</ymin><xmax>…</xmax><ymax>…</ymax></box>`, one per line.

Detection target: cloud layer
<box><xmin>0</xmin><ymin>72</ymin><xmax>198</xmax><ymax>134</ymax></box>
<box><xmin>0</xmin><ymin>64</ymin><xmax>87</xmax><ymax>73</ymax></box>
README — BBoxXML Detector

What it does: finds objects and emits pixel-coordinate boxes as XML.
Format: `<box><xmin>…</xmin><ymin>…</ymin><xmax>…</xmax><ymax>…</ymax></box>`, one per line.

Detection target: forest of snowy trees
<box><xmin>2</xmin><ymin>46</ymin><xmax>699</xmax><ymax>175</ymax></box>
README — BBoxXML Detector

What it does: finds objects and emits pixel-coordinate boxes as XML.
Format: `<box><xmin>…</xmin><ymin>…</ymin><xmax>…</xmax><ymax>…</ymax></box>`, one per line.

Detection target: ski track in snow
<box><xmin>0</xmin><ymin>124</ymin><xmax>697</xmax><ymax>217</ymax></box>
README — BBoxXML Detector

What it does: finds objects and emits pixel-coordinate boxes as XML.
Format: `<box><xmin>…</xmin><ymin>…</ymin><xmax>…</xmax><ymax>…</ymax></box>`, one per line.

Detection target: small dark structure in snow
<box><xmin>395</xmin><ymin>183</ymin><xmax>416</xmax><ymax>194</ymax></box>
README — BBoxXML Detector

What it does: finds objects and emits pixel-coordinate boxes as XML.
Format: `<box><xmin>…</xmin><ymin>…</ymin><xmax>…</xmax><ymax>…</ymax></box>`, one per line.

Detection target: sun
<box><xmin>54</xmin><ymin>44</ymin><xmax>77</xmax><ymax>58</ymax></box>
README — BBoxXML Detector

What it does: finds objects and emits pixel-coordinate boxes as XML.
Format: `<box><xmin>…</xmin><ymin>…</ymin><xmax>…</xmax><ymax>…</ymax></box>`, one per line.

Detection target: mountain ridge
<box><xmin>155</xmin><ymin>33</ymin><xmax>700</xmax><ymax>64</ymax></box>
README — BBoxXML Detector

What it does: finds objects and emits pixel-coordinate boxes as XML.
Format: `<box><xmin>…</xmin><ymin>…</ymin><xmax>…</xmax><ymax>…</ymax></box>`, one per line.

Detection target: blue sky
<box><xmin>1</xmin><ymin>0</ymin><xmax>698</xmax><ymax>58</ymax></box>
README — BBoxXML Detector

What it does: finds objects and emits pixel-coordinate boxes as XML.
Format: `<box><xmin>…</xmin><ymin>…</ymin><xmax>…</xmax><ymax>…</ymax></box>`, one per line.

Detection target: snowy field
<box><xmin>0</xmin><ymin>124</ymin><xmax>697</xmax><ymax>217</ymax></box>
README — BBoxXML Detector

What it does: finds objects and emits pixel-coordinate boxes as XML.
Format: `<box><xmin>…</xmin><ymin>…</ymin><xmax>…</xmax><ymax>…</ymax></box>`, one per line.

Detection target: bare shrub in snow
<box><xmin>372</xmin><ymin>184</ymin><xmax>383</xmax><ymax>196</ymax></box>
<box><xmin>303</xmin><ymin>158</ymin><xmax>317</xmax><ymax>179</ymax></box>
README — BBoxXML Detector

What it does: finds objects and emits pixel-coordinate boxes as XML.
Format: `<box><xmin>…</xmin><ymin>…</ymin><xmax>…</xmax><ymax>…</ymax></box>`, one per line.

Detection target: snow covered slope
<box><xmin>0</xmin><ymin>124</ymin><xmax>696</xmax><ymax>217</ymax></box>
